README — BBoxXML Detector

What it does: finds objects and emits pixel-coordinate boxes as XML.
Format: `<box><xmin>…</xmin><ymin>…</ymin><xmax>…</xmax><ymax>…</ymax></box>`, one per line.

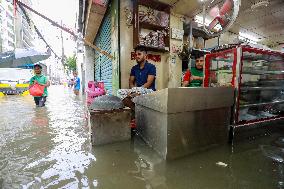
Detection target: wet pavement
<box><xmin>0</xmin><ymin>85</ymin><xmax>284</xmax><ymax>189</ymax></box>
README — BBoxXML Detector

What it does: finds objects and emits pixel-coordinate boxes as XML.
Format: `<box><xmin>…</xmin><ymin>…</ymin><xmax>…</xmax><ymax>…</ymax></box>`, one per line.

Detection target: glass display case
<box><xmin>204</xmin><ymin>46</ymin><xmax>284</xmax><ymax>126</ymax></box>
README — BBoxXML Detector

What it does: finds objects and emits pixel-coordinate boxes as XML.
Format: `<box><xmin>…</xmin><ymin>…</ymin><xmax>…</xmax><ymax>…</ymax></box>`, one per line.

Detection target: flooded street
<box><xmin>0</xmin><ymin>85</ymin><xmax>284</xmax><ymax>189</ymax></box>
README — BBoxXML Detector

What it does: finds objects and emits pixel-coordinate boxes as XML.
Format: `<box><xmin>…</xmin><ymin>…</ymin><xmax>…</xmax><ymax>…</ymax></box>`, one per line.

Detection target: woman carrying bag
<box><xmin>29</xmin><ymin>64</ymin><xmax>50</xmax><ymax>107</ymax></box>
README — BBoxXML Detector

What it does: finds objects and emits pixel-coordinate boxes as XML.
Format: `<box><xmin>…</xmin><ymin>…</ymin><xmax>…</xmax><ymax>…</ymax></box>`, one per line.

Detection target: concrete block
<box><xmin>90</xmin><ymin>109</ymin><xmax>131</xmax><ymax>145</ymax></box>
<box><xmin>135</xmin><ymin>87</ymin><xmax>234</xmax><ymax>160</ymax></box>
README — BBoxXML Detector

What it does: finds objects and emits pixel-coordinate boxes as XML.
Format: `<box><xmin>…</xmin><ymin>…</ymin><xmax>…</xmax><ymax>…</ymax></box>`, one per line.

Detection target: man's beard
<box><xmin>196</xmin><ymin>67</ymin><xmax>203</xmax><ymax>70</ymax></box>
<box><xmin>136</xmin><ymin>59</ymin><xmax>144</xmax><ymax>64</ymax></box>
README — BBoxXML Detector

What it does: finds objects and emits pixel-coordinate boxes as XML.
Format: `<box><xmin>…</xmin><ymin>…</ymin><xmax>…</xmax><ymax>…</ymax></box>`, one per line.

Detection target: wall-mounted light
<box><xmin>251</xmin><ymin>0</ymin><xmax>269</xmax><ymax>10</ymax></box>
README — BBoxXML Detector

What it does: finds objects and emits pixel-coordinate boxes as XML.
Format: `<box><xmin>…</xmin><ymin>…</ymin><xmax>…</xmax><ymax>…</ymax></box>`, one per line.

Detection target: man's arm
<box><xmin>142</xmin><ymin>64</ymin><xmax>156</xmax><ymax>89</ymax></box>
<box><xmin>190</xmin><ymin>76</ymin><xmax>203</xmax><ymax>81</ymax></box>
<box><xmin>42</xmin><ymin>76</ymin><xmax>50</xmax><ymax>87</ymax></box>
<box><xmin>142</xmin><ymin>75</ymin><xmax>155</xmax><ymax>89</ymax></box>
<box><xmin>74</xmin><ymin>78</ymin><xmax>78</xmax><ymax>86</ymax></box>
<box><xmin>29</xmin><ymin>77</ymin><xmax>35</xmax><ymax>88</ymax></box>
<box><xmin>129</xmin><ymin>76</ymin><xmax>135</xmax><ymax>89</ymax></box>
<box><xmin>182</xmin><ymin>70</ymin><xmax>190</xmax><ymax>87</ymax></box>
<box><xmin>44</xmin><ymin>81</ymin><xmax>50</xmax><ymax>87</ymax></box>
<box><xmin>129</xmin><ymin>67</ymin><xmax>136</xmax><ymax>89</ymax></box>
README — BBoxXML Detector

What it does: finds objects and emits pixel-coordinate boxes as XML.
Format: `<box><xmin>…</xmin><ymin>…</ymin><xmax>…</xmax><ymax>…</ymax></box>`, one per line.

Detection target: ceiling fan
<box><xmin>199</xmin><ymin>0</ymin><xmax>241</xmax><ymax>38</ymax></box>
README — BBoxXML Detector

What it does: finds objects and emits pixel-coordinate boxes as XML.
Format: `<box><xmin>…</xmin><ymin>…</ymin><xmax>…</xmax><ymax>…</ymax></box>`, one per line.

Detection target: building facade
<box><xmin>15</xmin><ymin>1</ymin><xmax>34</xmax><ymax>49</ymax></box>
<box><xmin>0</xmin><ymin>0</ymin><xmax>34</xmax><ymax>53</ymax></box>
<box><xmin>0</xmin><ymin>0</ymin><xmax>15</xmax><ymax>52</ymax></box>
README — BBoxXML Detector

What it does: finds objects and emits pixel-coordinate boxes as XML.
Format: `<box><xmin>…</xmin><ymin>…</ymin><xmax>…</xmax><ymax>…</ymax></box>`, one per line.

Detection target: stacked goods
<box><xmin>139</xmin><ymin>31</ymin><xmax>166</xmax><ymax>48</ymax></box>
<box><xmin>268</xmin><ymin>61</ymin><xmax>284</xmax><ymax>80</ymax></box>
<box><xmin>138</xmin><ymin>5</ymin><xmax>169</xmax><ymax>27</ymax></box>
<box><xmin>152</xmin><ymin>32</ymin><xmax>159</xmax><ymax>47</ymax></box>
<box><xmin>158</xmin><ymin>31</ymin><xmax>165</xmax><ymax>48</ymax></box>
<box><xmin>139</xmin><ymin>34</ymin><xmax>145</xmax><ymax>46</ymax></box>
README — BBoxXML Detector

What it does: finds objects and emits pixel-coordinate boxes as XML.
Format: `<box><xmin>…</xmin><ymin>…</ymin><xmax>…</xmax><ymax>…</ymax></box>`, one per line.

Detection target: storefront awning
<box><xmin>84</xmin><ymin>0</ymin><xmax>108</xmax><ymax>43</ymax></box>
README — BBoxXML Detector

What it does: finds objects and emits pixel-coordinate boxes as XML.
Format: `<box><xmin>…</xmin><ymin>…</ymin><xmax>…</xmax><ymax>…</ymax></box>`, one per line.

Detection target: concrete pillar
<box><xmin>168</xmin><ymin>14</ymin><xmax>183</xmax><ymax>88</ymax></box>
<box><xmin>84</xmin><ymin>45</ymin><xmax>95</xmax><ymax>91</ymax></box>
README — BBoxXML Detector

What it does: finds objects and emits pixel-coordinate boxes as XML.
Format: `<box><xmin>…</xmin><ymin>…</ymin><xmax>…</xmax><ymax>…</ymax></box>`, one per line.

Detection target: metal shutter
<box><xmin>94</xmin><ymin>12</ymin><xmax>112</xmax><ymax>94</ymax></box>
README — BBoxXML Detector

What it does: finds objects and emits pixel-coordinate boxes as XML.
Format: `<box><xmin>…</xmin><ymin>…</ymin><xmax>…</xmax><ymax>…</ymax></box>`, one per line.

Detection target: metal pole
<box><xmin>202</xmin><ymin>2</ymin><xmax>206</xmax><ymax>30</ymax></box>
<box><xmin>188</xmin><ymin>21</ymin><xmax>193</xmax><ymax>69</ymax></box>
<box><xmin>17</xmin><ymin>2</ymin><xmax>59</xmax><ymax>57</ymax></box>
<box><xmin>61</xmin><ymin>20</ymin><xmax>65</xmax><ymax>67</ymax></box>
<box><xmin>189</xmin><ymin>21</ymin><xmax>193</xmax><ymax>49</ymax></box>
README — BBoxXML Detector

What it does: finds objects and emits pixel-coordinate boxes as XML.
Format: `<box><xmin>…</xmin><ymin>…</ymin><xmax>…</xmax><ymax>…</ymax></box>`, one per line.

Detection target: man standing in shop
<box><xmin>73</xmin><ymin>71</ymin><xmax>81</xmax><ymax>95</ymax></box>
<box><xmin>182</xmin><ymin>52</ymin><xmax>205</xmax><ymax>87</ymax></box>
<box><xmin>29</xmin><ymin>64</ymin><xmax>50</xmax><ymax>107</ymax></box>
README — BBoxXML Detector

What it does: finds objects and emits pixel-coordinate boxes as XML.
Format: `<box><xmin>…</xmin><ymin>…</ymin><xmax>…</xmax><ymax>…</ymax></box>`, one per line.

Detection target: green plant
<box><xmin>64</xmin><ymin>55</ymin><xmax>76</xmax><ymax>72</ymax></box>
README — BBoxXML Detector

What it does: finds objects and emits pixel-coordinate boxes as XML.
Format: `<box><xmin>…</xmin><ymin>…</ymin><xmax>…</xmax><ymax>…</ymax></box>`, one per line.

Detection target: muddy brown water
<box><xmin>0</xmin><ymin>85</ymin><xmax>283</xmax><ymax>189</ymax></box>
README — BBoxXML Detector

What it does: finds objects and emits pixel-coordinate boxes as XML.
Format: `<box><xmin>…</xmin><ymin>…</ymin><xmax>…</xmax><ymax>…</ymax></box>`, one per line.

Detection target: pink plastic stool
<box><xmin>86</xmin><ymin>81</ymin><xmax>106</xmax><ymax>105</ymax></box>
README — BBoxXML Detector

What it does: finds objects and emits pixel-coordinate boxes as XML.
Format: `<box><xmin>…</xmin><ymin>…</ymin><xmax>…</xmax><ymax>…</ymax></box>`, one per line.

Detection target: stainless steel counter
<box><xmin>134</xmin><ymin>87</ymin><xmax>234</xmax><ymax>160</ymax></box>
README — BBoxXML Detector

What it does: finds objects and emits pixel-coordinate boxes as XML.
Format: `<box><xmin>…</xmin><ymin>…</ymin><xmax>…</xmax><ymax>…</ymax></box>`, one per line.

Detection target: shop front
<box><xmin>79</xmin><ymin>0</ymin><xmax>284</xmax><ymax>159</ymax></box>
<box><xmin>80</xmin><ymin>0</ymin><xmax>236</xmax><ymax>158</ymax></box>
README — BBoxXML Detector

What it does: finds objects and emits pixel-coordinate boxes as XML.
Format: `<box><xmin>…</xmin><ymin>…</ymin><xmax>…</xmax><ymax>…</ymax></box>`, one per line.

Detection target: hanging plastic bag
<box><xmin>29</xmin><ymin>83</ymin><xmax>45</xmax><ymax>96</ymax></box>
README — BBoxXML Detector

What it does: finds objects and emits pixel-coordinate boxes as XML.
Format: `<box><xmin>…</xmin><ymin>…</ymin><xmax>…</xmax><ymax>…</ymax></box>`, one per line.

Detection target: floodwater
<box><xmin>0</xmin><ymin>85</ymin><xmax>284</xmax><ymax>189</ymax></box>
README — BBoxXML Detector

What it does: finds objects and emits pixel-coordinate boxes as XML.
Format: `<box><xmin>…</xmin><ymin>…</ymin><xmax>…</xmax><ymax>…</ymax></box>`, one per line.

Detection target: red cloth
<box><xmin>183</xmin><ymin>70</ymin><xmax>191</xmax><ymax>82</ymax></box>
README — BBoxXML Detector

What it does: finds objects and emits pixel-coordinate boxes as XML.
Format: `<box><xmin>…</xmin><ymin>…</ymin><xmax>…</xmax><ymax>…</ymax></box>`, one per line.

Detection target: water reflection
<box><xmin>260</xmin><ymin>137</ymin><xmax>284</xmax><ymax>188</ymax></box>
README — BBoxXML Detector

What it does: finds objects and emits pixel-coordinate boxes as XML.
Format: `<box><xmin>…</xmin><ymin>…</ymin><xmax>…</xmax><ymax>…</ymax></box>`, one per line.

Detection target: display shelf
<box><xmin>243</xmin><ymin>57</ymin><xmax>284</xmax><ymax>62</ymax></box>
<box><xmin>210</xmin><ymin>69</ymin><xmax>233</xmax><ymax>72</ymax></box>
<box><xmin>133</xmin><ymin>0</ymin><xmax>170</xmax><ymax>53</ymax></box>
<box><xmin>204</xmin><ymin>45</ymin><xmax>284</xmax><ymax>126</ymax></box>
<box><xmin>241</xmin><ymin>86</ymin><xmax>284</xmax><ymax>90</ymax></box>
<box><xmin>140</xmin><ymin>22</ymin><xmax>168</xmax><ymax>31</ymax></box>
<box><xmin>258</xmin><ymin>79</ymin><xmax>284</xmax><ymax>83</ymax></box>
<box><xmin>240</xmin><ymin>100</ymin><xmax>284</xmax><ymax>108</ymax></box>
<box><xmin>242</xmin><ymin>70</ymin><xmax>284</xmax><ymax>75</ymax></box>
<box><xmin>136</xmin><ymin>45</ymin><xmax>169</xmax><ymax>52</ymax></box>
<box><xmin>138</xmin><ymin>0</ymin><xmax>170</xmax><ymax>12</ymax></box>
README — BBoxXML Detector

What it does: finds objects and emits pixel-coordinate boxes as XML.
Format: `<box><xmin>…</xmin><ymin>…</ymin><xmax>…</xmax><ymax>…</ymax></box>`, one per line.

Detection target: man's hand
<box><xmin>33</xmin><ymin>80</ymin><xmax>38</xmax><ymax>84</ymax></box>
<box><xmin>190</xmin><ymin>76</ymin><xmax>203</xmax><ymax>81</ymax></box>
<box><xmin>42</xmin><ymin>81</ymin><xmax>50</xmax><ymax>87</ymax></box>
<box><xmin>182</xmin><ymin>81</ymin><xmax>189</xmax><ymax>87</ymax></box>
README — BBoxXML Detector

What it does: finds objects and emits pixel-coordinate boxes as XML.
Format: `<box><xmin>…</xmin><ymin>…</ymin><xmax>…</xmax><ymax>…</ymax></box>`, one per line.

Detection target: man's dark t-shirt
<box><xmin>130</xmin><ymin>61</ymin><xmax>156</xmax><ymax>91</ymax></box>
